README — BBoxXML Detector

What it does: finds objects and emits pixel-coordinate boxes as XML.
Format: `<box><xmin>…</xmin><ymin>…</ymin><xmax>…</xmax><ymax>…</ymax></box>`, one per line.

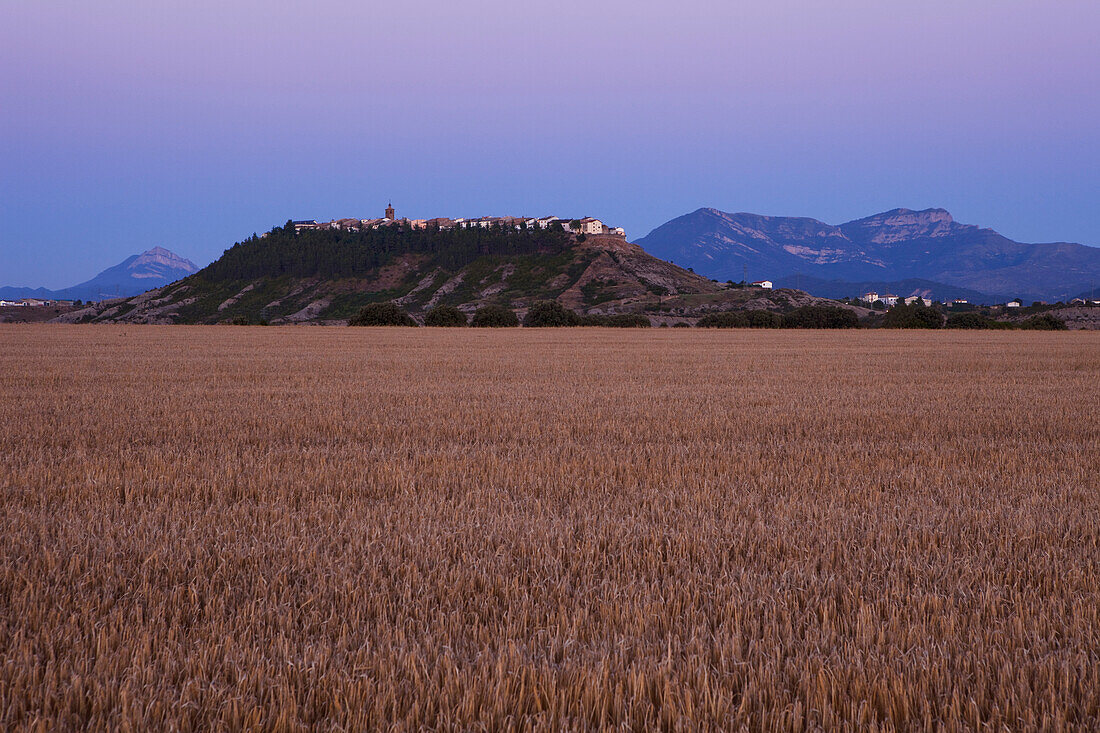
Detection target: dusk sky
<box><xmin>3</xmin><ymin>0</ymin><xmax>1099</xmax><ymax>287</ymax></box>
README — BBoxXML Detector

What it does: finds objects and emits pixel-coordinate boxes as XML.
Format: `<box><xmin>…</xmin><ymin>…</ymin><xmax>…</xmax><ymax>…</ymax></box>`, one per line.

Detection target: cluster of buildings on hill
<box><xmin>288</xmin><ymin>204</ymin><xmax>626</xmax><ymax>238</ymax></box>
<box><xmin>859</xmin><ymin>292</ymin><xmax>935</xmax><ymax>307</ymax></box>
<box><xmin>0</xmin><ymin>298</ymin><xmax>75</xmax><ymax>307</ymax></box>
<box><xmin>856</xmin><ymin>292</ymin><xmax>1100</xmax><ymax>308</ymax></box>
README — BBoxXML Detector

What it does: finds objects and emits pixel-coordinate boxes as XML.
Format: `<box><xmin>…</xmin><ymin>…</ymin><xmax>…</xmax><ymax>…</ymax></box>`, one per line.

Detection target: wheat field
<box><xmin>1</xmin><ymin>325</ymin><xmax>1098</xmax><ymax>730</ymax></box>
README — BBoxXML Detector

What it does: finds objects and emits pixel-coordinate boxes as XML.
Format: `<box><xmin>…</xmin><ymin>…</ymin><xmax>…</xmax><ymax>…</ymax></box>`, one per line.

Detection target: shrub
<box><xmin>672</xmin><ymin>321</ymin><xmax>692</xmax><ymax>328</ymax></box>
<box><xmin>579</xmin><ymin>313</ymin><xmax>652</xmax><ymax>327</ymax></box>
<box><xmin>349</xmin><ymin>302</ymin><xmax>417</xmax><ymax>327</ymax></box>
<box><xmin>228</xmin><ymin>315</ymin><xmax>252</xmax><ymax>326</ymax></box>
<box><xmin>747</xmin><ymin>310</ymin><xmax>783</xmax><ymax>328</ymax></box>
<box><xmin>696</xmin><ymin>312</ymin><xmax>749</xmax><ymax>328</ymax></box>
<box><xmin>945</xmin><ymin>313</ymin><xmax>1010</xmax><ymax>330</ymax></box>
<box><xmin>523</xmin><ymin>301</ymin><xmax>581</xmax><ymax>327</ymax></box>
<box><xmin>471</xmin><ymin>305</ymin><xmax>519</xmax><ymax>327</ymax></box>
<box><xmin>781</xmin><ymin>306</ymin><xmax>859</xmax><ymax>329</ymax></box>
<box><xmin>423</xmin><ymin>305</ymin><xmax>468</xmax><ymax>327</ymax></box>
<box><xmin>883</xmin><ymin>302</ymin><xmax>945</xmax><ymax>329</ymax></box>
<box><xmin>1017</xmin><ymin>314</ymin><xmax>1068</xmax><ymax>331</ymax></box>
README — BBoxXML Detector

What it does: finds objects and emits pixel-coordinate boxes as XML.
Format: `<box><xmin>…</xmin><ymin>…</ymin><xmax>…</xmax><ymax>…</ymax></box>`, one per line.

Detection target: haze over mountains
<box><xmin>638</xmin><ymin>208</ymin><xmax>1100</xmax><ymax>303</ymax></box>
<box><xmin>1</xmin><ymin>247</ymin><xmax>198</xmax><ymax>302</ymax></box>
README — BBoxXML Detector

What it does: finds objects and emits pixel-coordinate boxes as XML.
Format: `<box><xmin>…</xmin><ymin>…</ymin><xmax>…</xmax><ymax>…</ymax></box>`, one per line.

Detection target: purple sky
<box><xmin>3</xmin><ymin>0</ymin><xmax>1099</xmax><ymax>287</ymax></box>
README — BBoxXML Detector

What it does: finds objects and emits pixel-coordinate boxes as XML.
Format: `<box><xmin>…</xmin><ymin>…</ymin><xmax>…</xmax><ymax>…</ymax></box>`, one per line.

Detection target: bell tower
<box><xmin>385</xmin><ymin>202</ymin><xmax>395</xmax><ymax>220</ymax></box>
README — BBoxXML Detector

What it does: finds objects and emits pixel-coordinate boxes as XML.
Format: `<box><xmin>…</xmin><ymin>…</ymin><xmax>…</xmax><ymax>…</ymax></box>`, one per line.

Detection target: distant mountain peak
<box><xmin>0</xmin><ymin>247</ymin><xmax>200</xmax><ymax>301</ymax></box>
<box><xmin>840</xmin><ymin>208</ymin><xmax>958</xmax><ymax>245</ymax></box>
<box><xmin>848</xmin><ymin>207</ymin><xmax>954</xmax><ymax>227</ymax></box>
<box><xmin>131</xmin><ymin>247</ymin><xmax>198</xmax><ymax>272</ymax></box>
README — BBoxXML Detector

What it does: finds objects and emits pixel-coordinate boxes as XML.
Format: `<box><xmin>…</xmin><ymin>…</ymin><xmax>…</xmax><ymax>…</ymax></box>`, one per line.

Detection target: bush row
<box><xmin>349</xmin><ymin>301</ymin><xmax>656</xmax><ymax>328</ymax></box>
<box><xmin>944</xmin><ymin>312</ymin><xmax>1067</xmax><ymax>330</ymax></box>
<box><xmin>698</xmin><ymin>306</ymin><xmax>858</xmax><ymax>329</ymax></box>
<box><xmin>348</xmin><ymin>302</ymin><xmax>871</xmax><ymax>329</ymax></box>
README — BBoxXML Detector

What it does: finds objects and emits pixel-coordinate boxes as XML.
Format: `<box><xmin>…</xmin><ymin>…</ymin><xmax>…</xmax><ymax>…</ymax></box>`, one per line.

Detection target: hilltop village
<box><xmin>287</xmin><ymin>204</ymin><xmax>627</xmax><ymax>238</ymax></box>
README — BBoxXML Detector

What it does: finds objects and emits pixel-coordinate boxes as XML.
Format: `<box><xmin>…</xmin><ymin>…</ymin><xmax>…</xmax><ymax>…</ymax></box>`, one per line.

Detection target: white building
<box><xmin>881</xmin><ymin>295</ymin><xmax>899</xmax><ymax>306</ymax></box>
<box><xmin>751</xmin><ymin>280</ymin><xmax>773</xmax><ymax>290</ymax></box>
<box><xmin>860</xmin><ymin>292</ymin><xmax>879</xmax><ymax>304</ymax></box>
<box><xmin>1005</xmin><ymin>300</ymin><xmax>1022</xmax><ymax>308</ymax></box>
<box><xmin>578</xmin><ymin>217</ymin><xmax>604</xmax><ymax>235</ymax></box>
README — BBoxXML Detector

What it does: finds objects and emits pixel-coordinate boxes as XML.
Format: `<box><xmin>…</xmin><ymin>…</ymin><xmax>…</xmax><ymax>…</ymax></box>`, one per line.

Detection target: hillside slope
<box><xmin>637</xmin><ymin>207</ymin><xmax>1100</xmax><ymax>303</ymax></box>
<box><xmin>58</xmin><ymin>224</ymin><xmax>847</xmax><ymax>325</ymax></box>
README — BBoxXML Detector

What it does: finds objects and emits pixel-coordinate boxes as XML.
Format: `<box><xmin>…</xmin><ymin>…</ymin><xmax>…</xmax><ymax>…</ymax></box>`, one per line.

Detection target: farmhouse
<box><xmin>577</xmin><ymin>218</ymin><xmax>604</xmax><ymax>235</ymax></box>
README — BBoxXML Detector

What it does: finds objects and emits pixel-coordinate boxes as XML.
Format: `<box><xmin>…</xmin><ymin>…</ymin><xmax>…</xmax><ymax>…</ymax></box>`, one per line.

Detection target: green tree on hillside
<box><xmin>424</xmin><ymin>305</ymin><xmax>468</xmax><ymax>327</ymax></box>
<box><xmin>471</xmin><ymin>305</ymin><xmax>519</xmax><ymax>327</ymax></box>
<box><xmin>523</xmin><ymin>301</ymin><xmax>581</xmax><ymax>327</ymax></box>
<box><xmin>348</xmin><ymin>302</ymin><xmax>417</xmax><ymax>326</ymax></box>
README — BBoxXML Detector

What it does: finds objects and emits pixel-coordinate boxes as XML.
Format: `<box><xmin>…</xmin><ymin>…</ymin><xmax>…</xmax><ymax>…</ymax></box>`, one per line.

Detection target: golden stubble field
<box><xmin>1</xmin><ymin>325</ymin><xmax>1098</xmax><ymax>730</ymax></box>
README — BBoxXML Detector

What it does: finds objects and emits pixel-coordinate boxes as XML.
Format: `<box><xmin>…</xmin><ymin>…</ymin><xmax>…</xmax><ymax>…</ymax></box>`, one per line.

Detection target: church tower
<box><xmin>385</xmin><ymin>202</ymin><xmax>395</xmax><ymax>220</ymax></box>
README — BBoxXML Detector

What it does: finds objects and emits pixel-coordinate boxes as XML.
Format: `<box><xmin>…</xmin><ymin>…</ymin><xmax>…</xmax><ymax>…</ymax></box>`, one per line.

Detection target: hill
<box><xmin>58</xmin><ymin>223</ymin><xmax>848</xmax><ymax>325</ymax></box>
<box><xmin>637</xmin><ymin>207</ymin><xmax>1100</xmax><ymax>303</ymax></box>
<box><xmin>1</xmin><ymin>247</ymin><xmax>198</xmax><ymax>302</ymax></box>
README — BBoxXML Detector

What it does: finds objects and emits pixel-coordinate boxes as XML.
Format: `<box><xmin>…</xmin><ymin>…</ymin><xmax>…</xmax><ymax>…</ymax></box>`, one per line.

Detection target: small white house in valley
<box><xmin>1005</xmin><ymin>300</ymin><xmax>1022</xmax><ymax>308</ymax></box>
<box><xmin>751</xmin><ymin>280</ymin><xmax>773</xmax><ymax>289</ymax></box>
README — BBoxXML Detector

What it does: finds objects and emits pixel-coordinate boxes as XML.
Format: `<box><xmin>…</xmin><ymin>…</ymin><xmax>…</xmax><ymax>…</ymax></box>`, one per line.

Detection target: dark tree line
<box><xmin>198</xmin><ymin>222</ymin><xmax>572</xmax><ymax>282</ymax></box>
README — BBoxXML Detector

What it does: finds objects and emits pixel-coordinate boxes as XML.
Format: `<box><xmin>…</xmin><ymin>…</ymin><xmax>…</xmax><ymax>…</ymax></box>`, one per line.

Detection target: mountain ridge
<box><xmin>637</xmin><ymin>207</ymin><xmax>1100</xmax><ymax>302</ymax></box>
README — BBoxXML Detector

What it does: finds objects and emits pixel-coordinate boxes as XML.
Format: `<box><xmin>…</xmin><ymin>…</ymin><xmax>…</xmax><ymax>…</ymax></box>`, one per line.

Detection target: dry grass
<box><xmin>1</xmin><ymin>325</ymin><xmax>1098</xmax><ymax>730</ymax></box>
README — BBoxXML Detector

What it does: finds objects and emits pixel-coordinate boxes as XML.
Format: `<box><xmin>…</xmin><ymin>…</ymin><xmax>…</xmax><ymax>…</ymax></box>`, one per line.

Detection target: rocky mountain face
<box><xmin>1</xmin><ymin>247</ymin><xmax>199</xmax><ymax>302</ymax></box>
<box><xmin>637</xmin><ymin>208</ymin><xmax>1100</xmax><ymax>303</ymax></box>
<box><xmin>57</xmin><ymin>228</ymin><xmax>846</xmax><ymax>325</ymax></box>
